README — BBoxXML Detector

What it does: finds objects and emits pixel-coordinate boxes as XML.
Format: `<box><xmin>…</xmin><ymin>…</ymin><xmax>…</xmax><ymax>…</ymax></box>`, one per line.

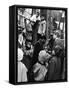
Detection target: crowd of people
<box><xmin>17</xmin><ymin>9</ymin><xmax>65</xmax><ymax>82</ymax></box>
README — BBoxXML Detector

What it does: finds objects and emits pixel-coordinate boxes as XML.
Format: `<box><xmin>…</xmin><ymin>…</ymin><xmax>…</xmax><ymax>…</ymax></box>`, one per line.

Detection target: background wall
<box><xmin>0</xmin><ymin>0</ymin><xmax>69</xmax><ymax>90</ymax></box>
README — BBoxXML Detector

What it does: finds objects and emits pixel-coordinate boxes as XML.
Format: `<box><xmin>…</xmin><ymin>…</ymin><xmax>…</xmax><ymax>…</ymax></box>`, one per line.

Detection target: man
<box><xmin>53</xmin><ymin>18</ymin><xmax>57</xmax><ymax>31</ymax></box>
<box><xmin>30</xmin><ymin>9</ymin><xmax>41</xmax><ymax>44</ymax></box>
<box><xmin>37</xmin><ymin>16</ymin><xmax>46</xmax><ymax>41</ymax></box>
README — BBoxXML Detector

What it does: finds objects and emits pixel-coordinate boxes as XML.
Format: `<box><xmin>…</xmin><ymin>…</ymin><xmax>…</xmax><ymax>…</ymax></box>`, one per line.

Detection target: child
<box><xmin>33</xmin><ymin>50</ymin><xmax>51</xmax><ymax>81</ymax></box>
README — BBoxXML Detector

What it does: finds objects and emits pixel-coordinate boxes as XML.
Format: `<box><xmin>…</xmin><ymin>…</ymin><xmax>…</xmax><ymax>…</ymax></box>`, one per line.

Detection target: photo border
<box><xmin>15</xmin><ymin>5</ymin><xmax>68</xmax><ymax>85</ymax></box>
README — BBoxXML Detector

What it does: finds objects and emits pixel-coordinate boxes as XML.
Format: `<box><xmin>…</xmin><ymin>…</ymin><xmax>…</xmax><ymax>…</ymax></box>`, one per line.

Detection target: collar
<box><xmin>38</xmin><ymin>61</ymin><xmax>45</xmax><ymax>66</ymax></box>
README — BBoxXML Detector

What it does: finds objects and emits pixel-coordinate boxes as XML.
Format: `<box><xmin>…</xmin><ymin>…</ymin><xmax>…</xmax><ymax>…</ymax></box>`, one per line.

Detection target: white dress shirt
<box><xmin>38</xmin><ymin>20</ymin><xmax>46</xmax><ymax>35</ymax></box>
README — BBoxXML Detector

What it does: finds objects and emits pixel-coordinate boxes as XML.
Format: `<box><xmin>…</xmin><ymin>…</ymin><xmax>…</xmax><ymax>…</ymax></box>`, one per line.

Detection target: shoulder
<box><xmin>31</xmin><ymin>14</ymin><xmax>36</xmax><ymax>18</ymax></box>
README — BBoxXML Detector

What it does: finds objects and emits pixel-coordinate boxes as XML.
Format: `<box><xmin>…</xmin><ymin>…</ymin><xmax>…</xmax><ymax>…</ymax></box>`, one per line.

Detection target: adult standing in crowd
<box><xmin>30</xmin><ymin>9</ymin><xmax>41</xmax><ymax>45</ymax></box>
<box><xmin>37</xmin><ymin>15</ymin><xmax>46</xmax><ymax>41</ymax></box>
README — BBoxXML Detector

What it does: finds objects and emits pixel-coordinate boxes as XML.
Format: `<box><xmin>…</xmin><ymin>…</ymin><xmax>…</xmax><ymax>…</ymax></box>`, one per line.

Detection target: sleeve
<box><xmin>30</xmin><ymin>15</ymin><xmax>36</xmax><ymax>22</ymax></box>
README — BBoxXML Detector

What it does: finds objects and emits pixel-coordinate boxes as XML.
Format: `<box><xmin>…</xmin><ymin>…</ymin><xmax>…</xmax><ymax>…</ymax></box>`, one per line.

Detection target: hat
<box><xmin>38</xmin><ymin>50</ymin><xmax>51</xmax><ymax>63</ymax></box>
<box><xmin>18</xmin><ymin>48</ymin><xmax>24</xmax><ymax>61</ymax></box>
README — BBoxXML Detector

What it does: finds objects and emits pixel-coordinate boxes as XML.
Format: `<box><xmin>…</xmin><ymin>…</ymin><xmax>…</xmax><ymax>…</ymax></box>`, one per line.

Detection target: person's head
<box><xmin>53</xmin><ymin>30</ymin><xmax>61</xmax><ymax>39</ymax></box>
<box><xmin>41</xmin><ymin>16</ymin><xmax>45</xmax><ymax>21</ymax></box>
<box><xmin>36</xmin><ymin>9</ymin><xmax>40</xmax><ymax>17</ymax></box>
<box><xmin>50</xmin><ymin>33</ymin><xmax>53</xmax><ymax>39</ymax></box>
<box><xmin>38</xmin><ymin>50</ymin><xmax>51</xmax><ymax>64</ymax></box>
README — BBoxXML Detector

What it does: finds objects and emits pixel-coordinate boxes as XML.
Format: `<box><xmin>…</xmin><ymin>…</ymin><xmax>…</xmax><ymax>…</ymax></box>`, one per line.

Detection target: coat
<box><xmin>47</xmin><ymin>56</ymin><xmax>62</xmax><ymax>80</ymax></box>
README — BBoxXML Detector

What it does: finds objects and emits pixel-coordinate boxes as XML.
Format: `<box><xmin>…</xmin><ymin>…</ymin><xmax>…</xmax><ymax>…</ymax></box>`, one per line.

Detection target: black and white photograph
<box><xmin>17</xmin><ymin>6</ymin><xmax>67</xmax><ymax>83</ymax></box>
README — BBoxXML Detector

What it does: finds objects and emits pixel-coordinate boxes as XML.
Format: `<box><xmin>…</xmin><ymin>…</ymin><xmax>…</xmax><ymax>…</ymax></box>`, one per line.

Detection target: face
<box><xmin>41</xmin><ymin>16</ymin><xmax>45</xmax><ymax>21</ymax></box>
<box><xmin>36</xmin><ymin>12</ymin><xmax>40</xmax><ymax>17</ymax></box>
